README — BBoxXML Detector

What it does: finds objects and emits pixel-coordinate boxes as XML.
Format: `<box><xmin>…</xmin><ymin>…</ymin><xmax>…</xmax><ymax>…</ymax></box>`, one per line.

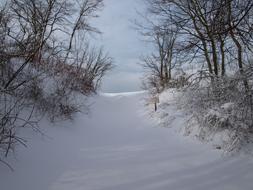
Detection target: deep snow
<box><xmin>0</xmin><ymin>92</ymin><xmax>253</xmax><ymax>190</ymax></box>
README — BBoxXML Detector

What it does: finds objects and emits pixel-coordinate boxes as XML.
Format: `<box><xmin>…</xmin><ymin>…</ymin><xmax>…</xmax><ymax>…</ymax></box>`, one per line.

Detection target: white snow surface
<box><xmin>1</xmin><ymin>91</ymin><xmax>253</xmax><ymax>190</ymax></box>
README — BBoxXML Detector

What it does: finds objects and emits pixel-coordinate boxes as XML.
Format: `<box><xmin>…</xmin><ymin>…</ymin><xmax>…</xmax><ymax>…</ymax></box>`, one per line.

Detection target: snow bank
<box><xmin>100</xmin><ymin>91</ymin><xmax>146</xmax><ymax>97</ymax></box>
<box><xmin>147</xmin><ymin>88</ymin><xmax>253</xmax><ymax>153</ymax></box>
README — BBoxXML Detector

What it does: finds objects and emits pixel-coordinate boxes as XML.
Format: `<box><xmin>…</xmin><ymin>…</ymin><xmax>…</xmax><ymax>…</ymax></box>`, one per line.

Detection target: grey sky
<box><xmin>91</xmin><ymin>0</ymin><xmax>153</xmax><ymax>93</ymax></box>
<box><xmin>0</xmin><ymin>0</ymin><xmax>152</xmax><ymax>93</ymax></box>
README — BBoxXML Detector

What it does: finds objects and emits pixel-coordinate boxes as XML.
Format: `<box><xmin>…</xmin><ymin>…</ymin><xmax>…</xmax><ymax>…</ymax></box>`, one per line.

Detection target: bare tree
<box><xmin>143</xmin><ymin>0</ymin><xmax>253</xmax><ymax>151</ymax></box>
<box><xmin>0</xmin><ymin>0</ymin><xmax>112</xmax><ymax>168</ymax></box>
<box><xmin>137</xmin><ymin>4</ymin><xmax>180</xmax><ymax>92</ymax></box>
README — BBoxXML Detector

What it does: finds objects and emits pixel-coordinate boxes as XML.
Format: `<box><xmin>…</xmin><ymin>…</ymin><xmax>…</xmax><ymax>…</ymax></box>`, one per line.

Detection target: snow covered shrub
<box><xmin>182</xmin><ymin>70</ymin><xmax>253</xmax><ymax>152</ymax></box>
<box><xmin>167</xmin><ymin>70</ymin><xmax>189</xmax><ymax>89</ymax></box>
<box><xmin>0</xmin><ymin>86</ymin><xmax>39</xmax><ymax>170</ymax></box>
<box><xmin>37</xmin><ymin>85</ymin><xmax>82</xmax><ymax>122</ymax></box>
<box><xmin>0</xmin><ymin>0</ymin><xmax>112</xmax><ymax>168</ymax></box>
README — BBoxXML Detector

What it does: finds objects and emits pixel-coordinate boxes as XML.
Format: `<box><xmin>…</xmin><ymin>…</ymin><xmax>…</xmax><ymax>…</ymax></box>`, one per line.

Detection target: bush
<box><xmin>0</xmin><ymin>0</ymin><xmax>112</xmax><ymax>169</ymax></box>
<box><xmin>182</xmin><ymin>69</ymin><xmax>253</xmax><ymax>152</ymax></box>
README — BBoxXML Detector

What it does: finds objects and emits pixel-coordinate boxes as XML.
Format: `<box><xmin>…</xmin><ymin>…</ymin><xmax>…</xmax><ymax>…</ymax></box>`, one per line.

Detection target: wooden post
<box><xmin>151</xmin><ymin>95</ymin><xmax>159</xmax><ymax>112</ymax></box>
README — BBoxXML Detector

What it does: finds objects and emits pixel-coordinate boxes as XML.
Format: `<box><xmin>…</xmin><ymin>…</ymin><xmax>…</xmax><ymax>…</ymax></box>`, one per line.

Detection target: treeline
<box><xmin>0</xmin><ymin>0</ymin><xmax>112</xmax><ymax>168</ymax></box>
<box><xmin>140</xmin><ymin>0</ymin><xmax>253</xmax><ymax>151</ymax></box>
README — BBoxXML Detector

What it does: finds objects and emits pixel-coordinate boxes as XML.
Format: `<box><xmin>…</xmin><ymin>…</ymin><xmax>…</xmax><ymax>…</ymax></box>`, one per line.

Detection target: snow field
<box><xmin>0</xmin><ymin>91</ymin><xmax>253</xmax><ymax>190</ymax></box>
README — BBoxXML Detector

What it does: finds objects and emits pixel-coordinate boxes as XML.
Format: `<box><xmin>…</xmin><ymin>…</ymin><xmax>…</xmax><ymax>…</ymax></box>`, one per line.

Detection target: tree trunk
<box><xmin>219</xmin><ymin>36</ymin><xmax>226</xmax><ymax>76</ymax></box>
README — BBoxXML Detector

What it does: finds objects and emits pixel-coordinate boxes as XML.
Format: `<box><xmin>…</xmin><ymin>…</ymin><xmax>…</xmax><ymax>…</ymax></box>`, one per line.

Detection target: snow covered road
<box><xmin>1</xmin><ymin>92</ymin><xmax>253</xmax><ymax>190</ymax></box>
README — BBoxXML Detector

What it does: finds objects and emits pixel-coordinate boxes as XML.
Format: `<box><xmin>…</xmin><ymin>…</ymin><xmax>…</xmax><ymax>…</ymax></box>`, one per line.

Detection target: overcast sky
<box><xmin>0</xmin><ymin>0</ymin><xmax>152</xmax><ymax>93</ymax></box>
<box><xmin>91</xmin><ymin>0</ymin><xmax>153</xmax><ymax>93</ymax></box>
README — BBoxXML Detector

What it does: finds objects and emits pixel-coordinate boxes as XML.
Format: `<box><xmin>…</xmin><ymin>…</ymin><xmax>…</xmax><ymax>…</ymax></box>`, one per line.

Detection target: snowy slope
<box><xmin>0</xmin><ymin>92</ymin><xmax>253</xmax><ymax>190</ymax></box>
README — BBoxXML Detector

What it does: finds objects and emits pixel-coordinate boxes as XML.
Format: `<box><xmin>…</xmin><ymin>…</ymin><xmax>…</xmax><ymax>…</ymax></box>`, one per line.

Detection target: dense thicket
<box><xmin>0</xmin><ymin>0</ymin><xmax>112</xmax><ymax>168</ymax></box>
<box><xmin>141</xmin><ymin>0</ymin><xmax>253</xmax><ymax>151</ymax></box>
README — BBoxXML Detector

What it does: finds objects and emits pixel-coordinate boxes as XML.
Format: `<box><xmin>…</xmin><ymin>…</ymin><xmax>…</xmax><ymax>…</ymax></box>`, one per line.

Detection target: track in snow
<box><xmin>0</xmin><ymin>92</ymin><xmax>253</xmax><ymax>190</ymax></box>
